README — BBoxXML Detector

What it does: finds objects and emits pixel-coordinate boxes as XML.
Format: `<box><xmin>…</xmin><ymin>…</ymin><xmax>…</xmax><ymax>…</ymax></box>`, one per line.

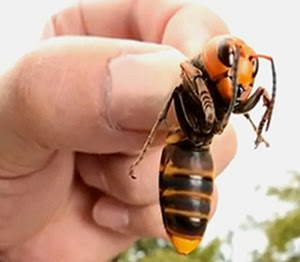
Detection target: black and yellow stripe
<box><xmin>159</xmin><ymin>143</ymin><xmax>215</xmax><ymax>254</ymax></box>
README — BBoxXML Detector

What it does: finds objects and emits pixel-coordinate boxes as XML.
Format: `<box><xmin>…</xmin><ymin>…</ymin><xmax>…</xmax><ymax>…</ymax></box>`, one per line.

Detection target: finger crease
<box><xmin>77</xmin><ymin>0</ymin><xmax>89</xmax><ymax>35</ymax></box>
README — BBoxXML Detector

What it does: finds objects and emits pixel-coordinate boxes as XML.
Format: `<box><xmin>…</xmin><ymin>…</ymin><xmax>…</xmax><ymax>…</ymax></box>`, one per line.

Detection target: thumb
<box><xmin>0</xmin><ymin>37</ymin><xmax>185</xmax><ymax>175</ymax></box>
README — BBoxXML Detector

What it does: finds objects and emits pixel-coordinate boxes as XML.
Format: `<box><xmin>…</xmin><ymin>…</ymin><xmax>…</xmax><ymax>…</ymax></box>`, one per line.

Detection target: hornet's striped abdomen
<box><xmin>159</xmin><ymin>143</ymin><xmax>215</xmax><ymax>255</ymax></box>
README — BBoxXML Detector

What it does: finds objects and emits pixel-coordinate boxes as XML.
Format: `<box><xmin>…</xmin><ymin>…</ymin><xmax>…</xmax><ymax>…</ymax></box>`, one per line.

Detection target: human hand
<box><xmin>0</xmin><ymin>0</ymin><xmax>236</xmax><ymax>261</ymax></box>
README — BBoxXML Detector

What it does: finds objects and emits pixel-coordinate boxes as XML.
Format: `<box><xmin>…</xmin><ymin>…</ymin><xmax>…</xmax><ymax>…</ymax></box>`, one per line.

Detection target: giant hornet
<box><xmin>129</xmin><ymin>35</ymin><xmax>276</xmax><ymax>255</ymax></box>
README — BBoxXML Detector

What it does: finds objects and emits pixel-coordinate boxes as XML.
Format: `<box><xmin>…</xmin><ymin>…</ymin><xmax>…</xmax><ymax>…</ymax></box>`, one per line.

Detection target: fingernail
<box><xmin>107</xmin><ymin>47</ymin><xmax>185</xmax><ymax>130</ymax></box>
<box><xmin>93</xmin><ymin>198</ymin><xmax>129</xmax><ymax>232</ymax></box>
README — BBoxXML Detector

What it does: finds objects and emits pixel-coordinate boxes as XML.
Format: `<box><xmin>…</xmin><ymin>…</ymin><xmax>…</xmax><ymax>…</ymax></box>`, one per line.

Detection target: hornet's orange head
<box><xmin>200</xmin><ymin>35</ymin><xmax>259</xmax><ymax>103</ymax></box>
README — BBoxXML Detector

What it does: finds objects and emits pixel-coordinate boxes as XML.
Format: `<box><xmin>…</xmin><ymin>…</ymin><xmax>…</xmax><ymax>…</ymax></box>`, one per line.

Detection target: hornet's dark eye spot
<box><xmin>237</xmin><ymin>85</ymin><xmax>244</xmax><ymax>99</ymax></box>
<box><xmin>218</xmin><ymin>39</ymin><xmax>235</xmax><ymax>67</ymax></box>
<box><xmin>250</xmin><ymin>57</ymin><xmax>259</xmax><ymax>77</ymax></box>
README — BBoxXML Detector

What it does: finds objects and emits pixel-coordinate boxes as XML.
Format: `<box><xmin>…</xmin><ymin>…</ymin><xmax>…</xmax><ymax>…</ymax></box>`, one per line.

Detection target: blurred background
<box><xmin>0</xmin><ymin>0</ymin><xmax>299</xmax><ymax>261</ymax></box>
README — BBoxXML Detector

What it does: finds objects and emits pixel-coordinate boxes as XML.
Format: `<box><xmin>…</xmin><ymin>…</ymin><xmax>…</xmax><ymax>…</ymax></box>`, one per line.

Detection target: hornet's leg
<box><xmin>243</xmin><ymin>113</ymin><xmax>269</xmax><ymax>148</ymax></box>
<box><xmin>255</xmin><ymin>90</ymin><xmax>274</xmax><ymax>147</ymax></box>
<box><xmin>234</xmin><ymin>87</ymin><xmax>274</xmax><ymax>148</ymax></box>
<box><xmin>128</xmin><ymin>90</ymin><xmax>175</xmax><ymax>179</ymax></box>
<box><xmin>180</xmin><ymin>61</ymin><xmax>216</xmax><ymax>130</ymax></box>
<box><xmin>255</xmin><ymin>55</ymin><xmax>276</xmax><ymax>133</ymax></box>
<box><xmin>241</xmin><ymin>54</ymin><xmax>276</xmax><ymax>146</ymax></box>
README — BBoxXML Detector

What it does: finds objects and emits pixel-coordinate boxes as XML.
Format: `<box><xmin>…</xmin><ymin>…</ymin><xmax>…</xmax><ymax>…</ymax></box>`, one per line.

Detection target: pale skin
<box><xmin>0</xmin><ymin>0</ymin><xmax>236</xmax><ymax>261</ymax></box>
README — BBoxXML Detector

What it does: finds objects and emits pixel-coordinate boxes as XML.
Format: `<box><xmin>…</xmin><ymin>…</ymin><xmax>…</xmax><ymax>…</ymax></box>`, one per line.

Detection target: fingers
<box><xmin>92</xmin><ymin>186</ymin><xmax>219</xmax><ymax>238</ymax></box>
<box><xmin>0</xmin><ymin>150</ymin><xmax>74</xmax><ymax>248</ymax></box>
<box><xmin>1</xmin><ymin>0</ymin><xmax>230</xmax><ymax>173</ymax></box>
<box><xmin>83</xmin><ymin>124</ymin><xmax>235</xmax><ymax>237</ymax></box>
<box><xmin>211</xmin><ymin>124</ymin><xmax>237</xmax><ymax>172</ymax></box>
<box><xmin>93</xmin><ymin>197</ymin><xmax>166</xmax><ymax>238</ymax></box>
<box><xmin>43</xmin><ymin>0</ymin><xmax>228</xmax><ymax>56</ymax></box>
<box><xmin>0</xmin><ymin>38</ymin><xmax>184</xmax><ymax>173</ymax></box>
<box><xmin>77</xmin><ymin>124</ymin><xmax>236</xmax><ymax>206</ymax></box>
<box><xmin>140</xmin><ymin>1</ymin><xmax>229</xmax><ymax>57</ymax></box>
<box><xmin>0</xmin><ymin>180</ymin><xmax>137</xmax><ymax>261</ymax></box>
<box><xmin>77</xmin><ymin>147</ymin><xmax>162</xmax><ymax>206</ymax></box>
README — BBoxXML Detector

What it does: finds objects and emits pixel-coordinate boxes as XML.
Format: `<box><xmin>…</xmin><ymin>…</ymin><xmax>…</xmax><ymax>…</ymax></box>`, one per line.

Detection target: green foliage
<box><xmin>194</xmin><ymin>238</ymin><xmax>222</xmax><ymax>262</ymax></box>
<box><xmin>113</xmin><ymin>238</ymin><xmax>223</xmax><ymax>262</ymax></box>
<box><xmin>265</xmin><ymin>209</ymin><xmax>300</xmax><ymax>252</ymax></box>
<box><xmin>139</xmin><ymin>249</ymin><xmax>197</xmax><ymax>262</ymax></box>
<box><xmin>267</xmin><ymin>172</ymin><xmax>300</xmax><ymax>206</ymax></box>
<box><xmin>250</xmin><ymin>171</ymin><xmax>300</xmax><ymax>261</ymax></box>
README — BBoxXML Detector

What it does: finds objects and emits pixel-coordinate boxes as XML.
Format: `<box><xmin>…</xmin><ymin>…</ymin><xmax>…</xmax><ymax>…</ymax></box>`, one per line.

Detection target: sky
<box><xmin>0</xmin><ymin>0</ymin><xmax>299</xmax><ymax>261</ymax></box>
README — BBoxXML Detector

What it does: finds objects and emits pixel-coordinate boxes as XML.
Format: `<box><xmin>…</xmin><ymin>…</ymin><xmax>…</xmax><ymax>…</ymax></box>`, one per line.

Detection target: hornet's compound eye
<box><xmin>251</xmin><ymin>57</ymin><xmax>259</xmax><ymax>77</ymax></box>
<box><xmin>237</xmin><ymin>84</ymin><xmax>244</xmax><ymax>99</ymax></box>
<box><xmin>217</xmin><ymin>39</ymin><xmax>235</xmax><ymax>67</ymax></box>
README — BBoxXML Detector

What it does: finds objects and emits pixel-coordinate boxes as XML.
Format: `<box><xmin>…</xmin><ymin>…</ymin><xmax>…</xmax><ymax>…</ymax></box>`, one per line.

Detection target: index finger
<box><xmin>44</xmin><ymin>0</ymin><xmax>229</xmax><ymax>57</ymax></box>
